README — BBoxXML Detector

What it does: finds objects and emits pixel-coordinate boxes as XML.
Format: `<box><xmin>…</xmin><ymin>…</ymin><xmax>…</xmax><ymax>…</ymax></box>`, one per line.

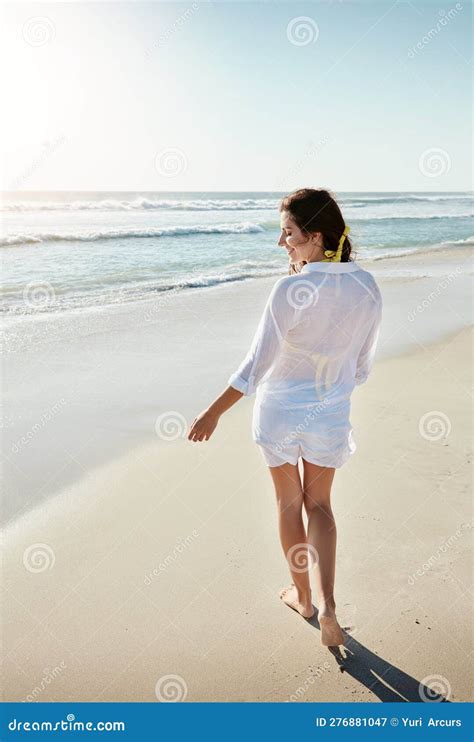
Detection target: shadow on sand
<box><xmin>305</xmin><ymin>613</ymin><xmax>450</xmax><ymax>703</ymax></box>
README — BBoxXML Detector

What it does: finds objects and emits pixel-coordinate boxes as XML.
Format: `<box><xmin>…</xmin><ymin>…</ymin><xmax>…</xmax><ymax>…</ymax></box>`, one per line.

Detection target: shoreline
<box><xmin>2</xmin><ymin>242</ymin><xmax>472</xmax><ymax>325</ymax></box>
<box><xmin>2</xmin><ymin>325</ymin><xmax>472</xmax><ymax>701</ymax></box>
<box><xmin>2</xmin><ymin>245</ymin><xmax>473</xmax><ymax>527</ymax></box>
<box><xmin>2</xmin><ymin>321</ymin><xmax>470</xmax><ymax>540</ymax></box>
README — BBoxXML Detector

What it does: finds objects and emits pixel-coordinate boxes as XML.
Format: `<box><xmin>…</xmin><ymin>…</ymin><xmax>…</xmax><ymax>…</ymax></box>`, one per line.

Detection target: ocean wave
<box><xmin>2</xmin><ymin>235</ymin><xmax>473</xmax><ymax>320</ymax></box>
<box><xmin>1</xmin><ymin>197</ymin><xmax>279</xmax><ymax>213</ymax></box>
<box><xmin>347</xmin><ymin>194</ymin><xmax>472</xmax><ymax>207</ymax></box>
<box><xmin>2</xmin><ymin>193</ymin><xmax>471</xmax><ymax>212</ymax></box>
<box><xmin>1</xmin><ymin>263</ymin><xmax>289</xmax><ymax>318</ymax></box>
<box><xmin>0</xmin><ymin>222</ymin><xmax>265</xmax><ymax>247</ymax></box>
<box><xmin>445</xmin><ymin>235</ymin><xmax>474</xmax><ymax>245</ymax></box>
<box><xmin>369</xmin><ymin>236</ymin><xmax>474</xmax><ymax>261</ymax></box>
<box><xmin>353</xmin><ymin>212</ymin><xmax>474</xmax><ymax>221</ymax></box>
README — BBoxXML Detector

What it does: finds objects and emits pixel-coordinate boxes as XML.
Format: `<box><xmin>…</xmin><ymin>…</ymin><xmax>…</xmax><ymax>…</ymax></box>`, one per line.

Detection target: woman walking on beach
<box><xmin>188</xmin><ymin>188</ymin><xmax>383</xmax><ymax>647</ymax></box>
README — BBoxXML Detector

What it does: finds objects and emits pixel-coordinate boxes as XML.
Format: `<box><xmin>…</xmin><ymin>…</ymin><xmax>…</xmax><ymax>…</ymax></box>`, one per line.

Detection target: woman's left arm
<box><xmin>188</xmin><ymin>386</ymin><xmax>243</xmax><ymax>442</ymax></box>
<box><xmin>188</xmin><ymin>277</ymin><xmax>296</xmax><ymax>442</ymax></box>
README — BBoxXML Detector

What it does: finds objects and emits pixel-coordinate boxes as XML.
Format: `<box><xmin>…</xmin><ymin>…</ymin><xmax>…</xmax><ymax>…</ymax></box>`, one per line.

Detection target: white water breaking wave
<box><xmin>2</xmin><ymin>193</ymin><xmax>472</xmax><ymax>212</ymax></box>
<box><xmin>1</xmin><ymin>260</ymin><xmax>288</xmax><ymax>319</ymax></box>
<box><xmin>3</xmin><ymin>214</ymin><xmax>474</xmax><ymax>249</ymax></box>
<box><xmin>1</xmin><ymin>198</ymin><xmax>279</xmax><ymax>213</ymax></box>
<box><xmin>0</xmin><ymin>222</ymin><xmax>265</xmax><ymax>247</ymax></box>
<box><xmin>369</xmin><ymin>235</ymin><xmax>474</xmax><ymax>260</ymax></box>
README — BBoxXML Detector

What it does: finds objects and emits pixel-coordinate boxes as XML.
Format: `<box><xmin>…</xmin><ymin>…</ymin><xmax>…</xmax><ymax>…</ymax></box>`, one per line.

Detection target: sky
<box><xmin>1</xmin><ymin>0</ymin><xmax>471</xmax><ymax>192</ymax></box>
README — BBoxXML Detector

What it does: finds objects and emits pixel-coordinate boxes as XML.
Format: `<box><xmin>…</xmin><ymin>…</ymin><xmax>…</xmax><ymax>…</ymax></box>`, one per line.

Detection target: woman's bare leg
<box><xmin>268</xmin><ymin>462</ymin><xmax>314</xmax><ymax>618</ymax></box>
<box><xmin>301</xmin><ymin>460</ymin><xmax>337</xmax><ymax>615</ymax></box>
<box><xmin>302</xmin><ymin>459</ymin><xmax>344</xmax><ymax>645</ymax></box>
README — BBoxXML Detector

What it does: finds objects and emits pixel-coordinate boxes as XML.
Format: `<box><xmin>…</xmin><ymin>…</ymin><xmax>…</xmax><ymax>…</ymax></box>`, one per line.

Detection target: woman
<box><xmin>188</xmin><ymin>188</ymin><xmax>383</xmax><ymax>647</ymax></box>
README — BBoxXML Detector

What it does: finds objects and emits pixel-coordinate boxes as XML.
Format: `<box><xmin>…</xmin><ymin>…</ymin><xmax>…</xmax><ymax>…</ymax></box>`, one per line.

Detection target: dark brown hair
<box><xmin>279</xmin><ymin>188</ymin><xmax>355</xmax><ymax>274</ymax></box>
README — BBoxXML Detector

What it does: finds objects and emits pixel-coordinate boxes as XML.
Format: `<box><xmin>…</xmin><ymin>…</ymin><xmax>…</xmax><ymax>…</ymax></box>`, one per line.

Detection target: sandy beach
<box><xmin>2</xmin><ymin>247</ymin><xmax>472</xmax><ymax>701</ymax></box>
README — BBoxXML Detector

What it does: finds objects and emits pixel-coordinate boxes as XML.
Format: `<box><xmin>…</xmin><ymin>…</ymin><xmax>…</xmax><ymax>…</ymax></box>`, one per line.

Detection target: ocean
<box><xmin>1</xmin><ymin>190</ymin><xmax>472</xmax><ymax>319</ymax></box>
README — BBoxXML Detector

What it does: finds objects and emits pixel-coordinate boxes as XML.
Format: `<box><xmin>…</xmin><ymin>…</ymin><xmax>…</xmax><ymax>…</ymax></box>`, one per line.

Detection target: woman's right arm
<box><xmin>355</xmin><ymin>291</ymin><xmax>383</xmax><ymax>386</ymax></box>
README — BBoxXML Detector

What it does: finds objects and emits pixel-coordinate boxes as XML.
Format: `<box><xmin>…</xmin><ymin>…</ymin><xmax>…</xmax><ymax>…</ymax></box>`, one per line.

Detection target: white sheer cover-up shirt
<box><xmin>227</xmin><ymin>260</ymin><xmax>383</xmax><ymax>468</ymax></box>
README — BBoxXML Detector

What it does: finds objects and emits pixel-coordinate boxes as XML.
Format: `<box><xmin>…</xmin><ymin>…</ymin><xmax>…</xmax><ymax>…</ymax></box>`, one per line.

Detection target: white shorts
<box><xmin>252</xmin><ymin>399</ymin><xmax>357</xmax><ymax>469</ymax></box>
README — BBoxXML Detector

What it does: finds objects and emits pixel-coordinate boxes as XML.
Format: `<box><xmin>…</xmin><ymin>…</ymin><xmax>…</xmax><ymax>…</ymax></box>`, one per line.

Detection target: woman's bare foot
<box><xmin>279</xmin><ymin>584</ymin><xmax>315</xmax><ymax>619</ymax></box>
<box><xmin>318</xmin><ymin>600</ymin><xmax>344</xmax><ymax>646</ymax></box>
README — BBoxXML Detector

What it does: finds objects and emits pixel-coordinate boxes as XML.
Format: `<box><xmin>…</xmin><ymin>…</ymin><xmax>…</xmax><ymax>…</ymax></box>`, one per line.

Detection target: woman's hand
<box><xmin>187</xmin><ymin>409</ymin><xmax>220</xmax><ymax>442</ymax></box>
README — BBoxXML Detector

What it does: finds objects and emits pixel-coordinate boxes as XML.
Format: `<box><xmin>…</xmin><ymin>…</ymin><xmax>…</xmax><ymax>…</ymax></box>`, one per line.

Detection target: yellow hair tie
<box><xmin>322</xmin><ymin>226</ymin><xmax>350</xmax><ymax>263</ymax></box>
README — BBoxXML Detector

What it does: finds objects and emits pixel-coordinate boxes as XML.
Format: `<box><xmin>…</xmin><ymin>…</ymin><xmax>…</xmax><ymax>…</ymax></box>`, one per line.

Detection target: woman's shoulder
<box><xmin>268</xmin><ymin>272</ymin><xmax>313</xmax><ymax>301</ymax></box>
<box><xmin>271</xmin><ymin>271</ymin><xmax>313</xmax><ymax>290</ymax></box>
<box><xmin>267</xmin><ymin>273</ymin><xmax>320</xmax><ymax>314</ymax></box>
<box><xmin>351</xmin><ymin>266</ymin><xmax>383</xmax><ymax>306</ymax></box>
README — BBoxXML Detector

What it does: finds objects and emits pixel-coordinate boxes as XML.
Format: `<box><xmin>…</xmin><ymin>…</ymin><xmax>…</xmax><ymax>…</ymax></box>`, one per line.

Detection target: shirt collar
<box><xmin>300</xmin><ymin>261</ymin><xmax>360</xmax><ymax>274</ymax></box>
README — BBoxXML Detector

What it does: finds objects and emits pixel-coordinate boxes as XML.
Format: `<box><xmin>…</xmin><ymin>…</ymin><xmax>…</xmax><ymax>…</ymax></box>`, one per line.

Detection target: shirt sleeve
<box><xmin>355</xmin><ymin>292</ymin><xmax>383</xmax><ymax>386</ymax></box>
<box><xmin>228</xmin><ymin>278</ymin><xmax>297</xmax><ymax>396</ymax></box>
